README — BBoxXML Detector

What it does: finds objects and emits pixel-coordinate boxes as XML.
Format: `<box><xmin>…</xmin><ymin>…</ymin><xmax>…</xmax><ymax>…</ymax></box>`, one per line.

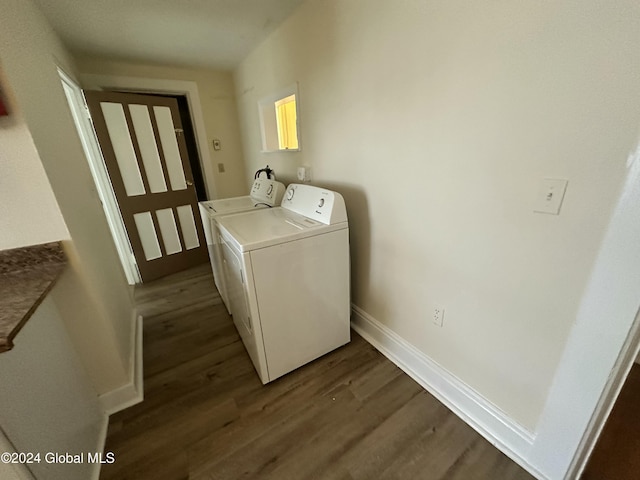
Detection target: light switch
<box><xmin>534</xmin><ymin>178</ymin><xmax>568</xmax><ymax>215</ymax></box>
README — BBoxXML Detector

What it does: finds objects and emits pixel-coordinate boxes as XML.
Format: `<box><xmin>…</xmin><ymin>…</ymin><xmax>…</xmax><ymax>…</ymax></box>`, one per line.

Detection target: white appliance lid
<box><xmin>199</xmin><ymin>178</ymin><xmax>286</xmax><ymax>216</ymax></box>
<box><xmin>200</xmin><ymin>196</ymin><xmax>257</xmax><ymax>216</ymax></box>
<box><xmin>218</xmin><ymin>207</ymin><xmax>347</xmax><ymax>252</ymax></box>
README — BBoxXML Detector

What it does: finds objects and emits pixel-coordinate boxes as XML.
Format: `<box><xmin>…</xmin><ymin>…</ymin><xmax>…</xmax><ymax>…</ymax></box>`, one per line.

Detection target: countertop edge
<box><xmin>0</xmin><ymin>242</ymin><xmax>67</xmax><ymax>352</ymax></box>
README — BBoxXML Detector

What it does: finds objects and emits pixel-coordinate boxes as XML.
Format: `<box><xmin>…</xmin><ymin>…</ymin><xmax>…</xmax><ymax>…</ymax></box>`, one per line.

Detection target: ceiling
<box><xmin>33</xmin><ymin>0</ymin><xmax>307</xmax><ymax>70</ymax></box>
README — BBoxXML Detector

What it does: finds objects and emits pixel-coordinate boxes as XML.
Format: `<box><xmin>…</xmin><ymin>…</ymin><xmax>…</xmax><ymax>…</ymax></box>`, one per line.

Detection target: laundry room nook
<box><xmin>1</xmin><ymin>1</ymin><xmax>640</xmax><ymax>480</ymax></box>
<box><xmin>216</xmin><ymin>183</ymin><xmax>351</xmax><ymax>384</ymax></box>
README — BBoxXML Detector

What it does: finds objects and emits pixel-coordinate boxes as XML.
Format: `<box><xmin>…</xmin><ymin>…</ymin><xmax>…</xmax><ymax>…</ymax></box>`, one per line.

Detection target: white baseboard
<box><xmin>89</xmin><ymin>414</ymin><xmax>110</xmax><ymax>480</ymax></box>
<box><xmin>99</xmin><ymin>314</ymin><xmax>144</xmax><ymax>415</ymax></box>
<box><xmin>351</xmin><ymin>304</ymin><xmax>547</xmax><ymax>480</ymax></box>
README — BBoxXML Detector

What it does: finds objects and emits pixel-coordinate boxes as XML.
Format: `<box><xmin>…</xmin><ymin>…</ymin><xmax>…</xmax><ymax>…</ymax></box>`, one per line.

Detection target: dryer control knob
<box><xmin>287</xmin><ymin>188</ymin><xmax>295</xmax><ymax>201</ymax></box>
<box><xmin>318</xmin><ymin>198</ymin><xmax>325</xmax><ymax>208</ymax></box>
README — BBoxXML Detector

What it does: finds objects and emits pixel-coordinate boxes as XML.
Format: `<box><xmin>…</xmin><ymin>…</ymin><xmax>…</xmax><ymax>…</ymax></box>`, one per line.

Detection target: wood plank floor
<box><xmin>100</xmin><ymin>264</ymin><xmax>534</xmax><ymax>480</ymax></box>
<box><xmin>582</xmin><ymin>363</ymin><xmax>640</xmax><ymax>480</ymax></box>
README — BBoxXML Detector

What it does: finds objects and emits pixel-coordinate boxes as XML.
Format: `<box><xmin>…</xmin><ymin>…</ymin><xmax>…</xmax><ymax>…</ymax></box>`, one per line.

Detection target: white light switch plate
<box><xmin>534</xmin><ymin>178</ymin><xmax>568</xmax><ymax>215</ymax></box>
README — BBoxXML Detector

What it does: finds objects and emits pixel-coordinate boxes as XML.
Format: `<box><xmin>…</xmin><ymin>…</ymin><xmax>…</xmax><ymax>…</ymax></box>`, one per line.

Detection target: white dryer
<box><xmin>198</xmin><ymin>178</ymin><xmax>285</xmax><ymax>313</ymax></box>
<box><xmin>217</xmin><ymin>184</ymin><xmax>350</xmax><ymax>384</ymax></box>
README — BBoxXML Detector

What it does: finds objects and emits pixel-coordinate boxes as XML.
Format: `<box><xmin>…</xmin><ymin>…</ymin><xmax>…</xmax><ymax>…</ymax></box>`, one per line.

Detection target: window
<box><xmin>275</xmin><ymin>94</ymin><xmax>298</xmax><ymax>150</ymax></box>
<box><xmin>258</xmin><ymin>84</ymin><xmax>301</xmax><ymax>152</ymax></box>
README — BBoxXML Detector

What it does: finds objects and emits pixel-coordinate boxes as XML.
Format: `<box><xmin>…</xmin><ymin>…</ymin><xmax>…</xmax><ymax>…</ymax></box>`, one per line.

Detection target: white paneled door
<box><xmin>85</xmin><ymin>91</ymin><xmax>208</xmax><ymax>282</ymax></box>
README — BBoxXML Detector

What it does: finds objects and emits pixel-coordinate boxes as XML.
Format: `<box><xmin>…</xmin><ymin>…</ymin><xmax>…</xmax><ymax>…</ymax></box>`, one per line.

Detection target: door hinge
<box><xmin>80</xmin><ymin>93</ymin><xmax>92</xmax><ymax>120</ymax></box>
<box><xmin>174</xmin><ymin>128</ymin><xmax>184</xmax><ymax>135</ymax></box>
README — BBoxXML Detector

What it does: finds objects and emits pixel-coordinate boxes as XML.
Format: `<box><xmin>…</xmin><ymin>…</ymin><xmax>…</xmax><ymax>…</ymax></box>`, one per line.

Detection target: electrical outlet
<box><xmin>297</xmin><ymin>166</ymin><xmax>311</xmax><ymax>182</ymax></box>
<box><xmin>433</xmin><ymin>307</ymin><xmax>445</xmax><ymax>327</ymax></box>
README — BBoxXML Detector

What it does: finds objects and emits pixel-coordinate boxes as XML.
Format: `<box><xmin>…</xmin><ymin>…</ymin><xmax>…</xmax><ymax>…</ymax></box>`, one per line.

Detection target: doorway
<box><xmin>60</xmin><ymin>70</ymin><xmax>219</xmax><ymax>284</ymax></box>
<box><xmin>84</xmin><ymin>90</ymin><xmax>209</xmax><ymax>282</ymax></box>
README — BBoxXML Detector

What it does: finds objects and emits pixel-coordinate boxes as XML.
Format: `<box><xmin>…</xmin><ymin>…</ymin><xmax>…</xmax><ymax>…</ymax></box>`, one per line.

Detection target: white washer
<box><xmin>217</xmin><ymin>183</ymin><xmax>350</xmax><ymax>384</ymax></box>
<box><xmin>198</xmin><ymin>178</ymin><xmax>285</xmax><ymax>313</ymax></box>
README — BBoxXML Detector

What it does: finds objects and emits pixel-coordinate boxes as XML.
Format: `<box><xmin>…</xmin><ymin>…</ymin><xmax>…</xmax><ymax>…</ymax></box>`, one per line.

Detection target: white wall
<box><xmin>234</xmin><ymin>0</ymin><xmax>640</xmax><ymax>434</ymax></box>
<box><xmin>0</xmin><ymin>68</ymin><xmax>69</xmax><ymax>249</ymax></box>
<box><xmin>0</xmin><ymin>297</ymin><xmax>106</xmax><ymax>480</ymax></box>
<box><xmin>75</xmin><ymin>57</ymin><xmax>248</xmax><ymax>200</ymax></box>
<box><xmin>0</xmin><ymin>0</ymin><xmax>135</xmax><ymax>396</ymax></box>
<box><xmin>528</xmin><ymin>152</ymin><xmax>640</xmax><ymax>478</ymax></box>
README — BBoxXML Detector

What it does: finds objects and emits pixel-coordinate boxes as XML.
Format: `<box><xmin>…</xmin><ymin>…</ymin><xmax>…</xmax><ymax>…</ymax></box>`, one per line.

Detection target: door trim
<box><xmin>58</xmin><ymin>68</ymin><xmax>141</xmax><ymax>284</ymax></box>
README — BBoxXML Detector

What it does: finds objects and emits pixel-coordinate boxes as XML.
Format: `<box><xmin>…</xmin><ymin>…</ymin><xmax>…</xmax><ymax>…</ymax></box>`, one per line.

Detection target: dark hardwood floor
<box><xmin>582</xmin><ymin>363</ymin><xmax>640</xmax><ymax>480</ymax></box>
<box><xmin>100</xmin><ymin>264</ymin><xmax>534</xmax><ymax>480</ymax></box>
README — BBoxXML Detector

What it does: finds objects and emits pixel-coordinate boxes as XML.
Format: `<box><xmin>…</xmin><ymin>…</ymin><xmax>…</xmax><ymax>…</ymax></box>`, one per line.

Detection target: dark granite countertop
<box><xmin>0</xmin><ymin>242</ymin><xmax>67</xmax><ymax>352</ymax></box>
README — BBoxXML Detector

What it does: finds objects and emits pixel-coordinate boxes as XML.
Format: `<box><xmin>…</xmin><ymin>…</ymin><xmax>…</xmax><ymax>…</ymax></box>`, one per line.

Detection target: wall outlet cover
<box><xmin>433</xmin><ymin>307</ymin><xmax>445</xmax><ymax>327</ymax></box>
<box><xmin>297</xmin><ymin>166</ymin><xmax>311</xmax><ymax>182</ymax></box>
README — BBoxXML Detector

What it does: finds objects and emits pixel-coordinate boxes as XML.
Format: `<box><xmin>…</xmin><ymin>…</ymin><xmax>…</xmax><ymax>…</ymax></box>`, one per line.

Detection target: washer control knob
<box><xmin>287</xmin><ymin>188</ymin><xmax>295</xmax><ymax>201</ymax></box>
<box><xmin>267</xmin><ymin>185</ymin><xmax>273</xmax><ymax>196</ymax></box>
<box><xmin>318</xmin><ymin>198</ymin><xmax>325</xmax><ymax>208</ymax></box>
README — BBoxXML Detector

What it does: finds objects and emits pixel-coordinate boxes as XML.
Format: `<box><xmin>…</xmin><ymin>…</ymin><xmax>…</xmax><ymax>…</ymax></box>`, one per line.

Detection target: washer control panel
<box><xmin>281</xmin><ymin>184</ymin><xmax>347</xmax><ymax>225</ymax></box>
<box><xmin>250</xmin><ymin>179</ymin><xmax>286</xmax><ymax>206</ymax></box>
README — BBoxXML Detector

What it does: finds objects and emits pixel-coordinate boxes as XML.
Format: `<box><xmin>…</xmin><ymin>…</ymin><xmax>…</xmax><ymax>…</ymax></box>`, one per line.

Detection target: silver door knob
<box><xmin>186</xmin><ymin>180</ymin><xmax>193</xmax><ymax>186</ymax></box>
